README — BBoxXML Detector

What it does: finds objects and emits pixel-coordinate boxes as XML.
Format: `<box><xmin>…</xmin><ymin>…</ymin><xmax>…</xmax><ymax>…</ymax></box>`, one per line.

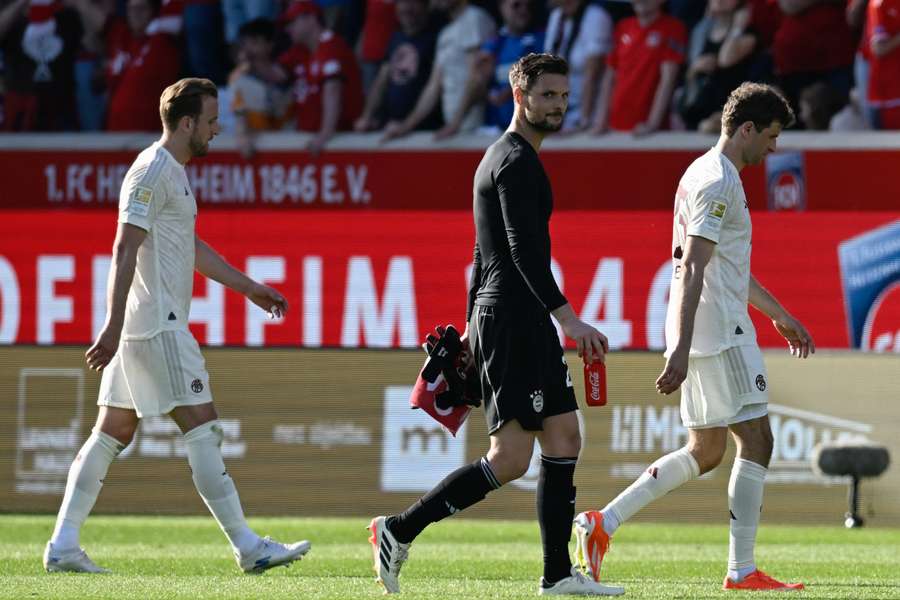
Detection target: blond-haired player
<box><xmin>44</xmin><ymin>78</ymin><xmax>310</xmax><ymax>574</ymax></box>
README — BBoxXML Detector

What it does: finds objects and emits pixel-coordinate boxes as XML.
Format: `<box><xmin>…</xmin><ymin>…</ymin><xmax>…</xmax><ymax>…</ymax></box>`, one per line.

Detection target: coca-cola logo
<box><xmin>861</xmin><ymin>282</ymin><xmax>900</xmax><ymax>353</ymax></box>
<box><xmin>588</xmin><ymin>371</ymin><xmax>601</xmax><ymax>401</ymax></box>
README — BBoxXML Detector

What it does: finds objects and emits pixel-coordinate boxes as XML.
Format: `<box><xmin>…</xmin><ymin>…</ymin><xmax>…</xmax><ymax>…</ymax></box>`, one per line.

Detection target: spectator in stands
<box><xmin>357</xmin><ymin>0</ymin><xmax>398</xmax><ymax>91</ymax></box>
<box><xmin>867</xmin><ymin>0</ymin><xmax>900</xmax><ymax>129</ymax></box>
<box><xmin>847</xmin><ymin>0</ymin><xmax>875</xmax><ymax>127</ymax></box>
<box><xmin>544</xmin><ymin>0</ymin><xmax>612</xmax><ymax>131</ymax></box>
<box><xmin>222</xmin><ymin>0</ymin><xmax>278</xmax><ymax>44</ymax></box>
<box><xmin>773</xmin><ymin>0</ymin><xmax>855</xmax><ymax>120</ymax></box>
<box><xmin>590</xmin><ymin>0</ymin><xmax>686</xmax><ymax>135</ymax></box>
<box><xmin>353</xmin><ymin>0</ymin><xmax>439</xmax><ymax>132</ymax></box>
<box><xmin>67</xmin><ymin>0</ymin><xmax>112</xmax><ymax>131</ymax></box>
<box><xmin>278</xmin><ymin>0</ymin><xmax>363</xmax><ymax>155</ymax></box>
<box><xmin>830</xmin><ymin>86</ymin><xmax>872</xmax><ymax>130</ymax></box>
<box><xmin>434</xmin><ymin>0</ymin><xmax>544</xmax><ymax>138</ymax></box>
<box><xmin>229</xmin><ymin>17</ymin><xmax>290</xmax><ymax>157</ymax></box>
<box><xmin>678</xmin><ymin>0</ymin><xmax>758</xmax><ymax>132</ymax></box>
<box><xmin>103</xmin><ymin>0</ymin><xmax>181</xmax><ymax>131</ymax></box>
<box><xmin>183</xmin><ymin>0</ymin><xmax>227</xmax><ymax>84</ymax></box>
<box><xmin>0</xmin><ymin>0</ymin><xmax>83</xmax><ymax>130</ymax></box>
<box><xmin>380</xmin><ymin>0</ymin><xmax>495</xmax><ymax>141</ymax></box>
<box><xmin>798</xmin><ymin>80</ymin><xmax>846</xmax><ymax>130</ymax></box>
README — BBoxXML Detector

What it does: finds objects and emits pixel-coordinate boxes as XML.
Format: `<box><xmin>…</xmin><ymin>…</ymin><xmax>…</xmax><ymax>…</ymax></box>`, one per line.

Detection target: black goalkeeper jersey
<box><xmin>467</xmin><ymin>131</ymin><xmax>568</xmax><ymax>321</ymax></box>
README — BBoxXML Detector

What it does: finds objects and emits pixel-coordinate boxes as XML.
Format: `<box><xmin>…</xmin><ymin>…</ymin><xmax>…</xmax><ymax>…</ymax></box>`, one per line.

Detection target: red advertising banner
<box><xmin>1</xmin><ymin>139</ymin><xmax>898</xmax><ymax>211</ymax></box>
<box><xmin>1</xmin><ymin>210</ymin><xmax>898</xmax><ymax>351</ymax></box>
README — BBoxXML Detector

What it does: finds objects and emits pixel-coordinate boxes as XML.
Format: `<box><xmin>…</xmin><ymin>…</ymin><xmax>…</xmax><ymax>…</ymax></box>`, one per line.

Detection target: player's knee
<box><xmin>542</xmin><ymin>428</ymin><xmax>581</xmax><ymax>457</ymax></box>
<box><xmin>99</xmin><ymin>423</ymin><xmax>137</xmax><ymax>446</ymax></box>
<box><xmin>689</xmin><ymin>442</ymin><xmax>725</xmax><ymax>474</ymax></box>
<box><xmin>487</xmin><ymin>450</ymin><xmax>532</xmax><ymax>483</ymax></box>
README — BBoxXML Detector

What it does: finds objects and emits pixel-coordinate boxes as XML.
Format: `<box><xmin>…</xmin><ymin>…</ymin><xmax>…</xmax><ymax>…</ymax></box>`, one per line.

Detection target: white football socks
<box><xmin>184</xmin><ymin>421</ymin><xmax>258</xmax><ymax>555</ymax></box>
<box><xmin>50</xmin><ymin>429</ymin><xmax>124</xmax><ymax>550</ymax></box>
<box><xmin>602</xmin><ymin>447</ymin><xmax>700</xmax><ymax>536</ymax></box>
<box><xmin>727</xmin><ymin>458</ymin><xmax>767</xmax><ymax>581</ymax></box>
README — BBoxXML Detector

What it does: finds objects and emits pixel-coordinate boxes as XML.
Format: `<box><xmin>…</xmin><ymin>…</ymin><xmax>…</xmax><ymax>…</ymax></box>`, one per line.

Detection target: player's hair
<box><xmin>508</xmin><ymin>53</ymin><xmax>568</xmax><ymax>92</ymax></box>
<box><xmin>721</xmin><ymin>82</ymin><xmax>795</xmax><ymax>136</ymax></box>
<box><xmin>159</xmin><ymin>78</ymin><xmax>218</xmax><ymax>132</ymax></box>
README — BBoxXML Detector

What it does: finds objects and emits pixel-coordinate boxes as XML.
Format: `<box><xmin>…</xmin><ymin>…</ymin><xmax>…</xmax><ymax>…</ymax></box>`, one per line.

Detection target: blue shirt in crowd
<box><xmin>482</xmin><ymin>28</ymin><xmax>546</xmax><ymax>129</ymax></box>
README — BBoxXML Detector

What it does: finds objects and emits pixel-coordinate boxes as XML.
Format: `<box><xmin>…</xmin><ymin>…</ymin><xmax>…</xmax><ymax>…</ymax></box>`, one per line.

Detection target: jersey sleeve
<box><xmin>466</xmin><ymin>242</ymin><xmax>482</xmax><ymax>322</ymax></box>
<box><xmin>495</xmin><ymin>153</ymin><xmax>568</xmax><ymax>312</ymax></box>
<box><xmin>607</xmin><ymin>21</ymin><xmax>624</xmax><ymax>68</ymax></box>
<box><xmin>319</xmin><ymin>40</ymin><xmax>347</xmax><ymax>81</ymax></box>
<box><xmin>873</xmin><ymin>0</ymin><xmax>900</xmax><ymax>35</ymax></box>
<box><xmin>663</xmin><ymin>19</ymin><xmax>688</xmax><ymax>64</ymax></box>
<box><xmin>583</xmin><ymin>6</ymin><xmax>613</xmax><ymax>57</ymax></box>
<box><xmin>686</xmin><ymin>182</ymin><xmax>729</xmax><ymax>244</ymax></box>
<box><xmin>118</xmin><ymin>161</ymin><xmax>168</xmax><ymax>231</ymax></box>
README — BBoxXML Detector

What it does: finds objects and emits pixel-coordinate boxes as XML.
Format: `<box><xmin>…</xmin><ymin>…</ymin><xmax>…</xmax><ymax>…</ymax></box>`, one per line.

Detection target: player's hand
<box><xmin>656</xmin><ymin>347</ymin><xmax>688</xmax><ymax>394</ymax></box>
<box><xmin>307</xmin><ymin>133</ymin><xmax>328</xmax><ymax>157</ymax></box>
<box><xmin>459</xmin><ymin>325</ymin><xmax>474</xmax><ymax>369</ymax></box>
<box><xmin>633</xmin><ymin>122</ymin><xmax>658</xmax><ymax>137</ymax></box>
<box><xmin>380</xmin><ymin>121</ymin><xmax>409</xmax><ymax>143</ymax></box>
<box><xmin>589</xmin><ymin>121</ymin><xmax>609</xmax><ymax>135</ymax></box>
<box><xmin>773</xmin><ymin>314</ymin><xmax>815</xmax><ymax>358</ymax></box>
<box><xmin>434</xmin><ymin>122</ymin><xmax>460</xmax><ymax>141</ymax></box>
<box><xmin>354</xmin><ymin>115</ymin><xmax>378</xmax><ymax>132</ymax></box>
<box><xmin>561</xmin><ymin>318</ymin><xmax>608</xmax><ymax>364</ymax></box>
<box><xmin>870</xmin><ymin>34</ymin><xmax>892</xmax><ymax>57</ymax></box>
<box><xmin>247</xmin><ymin>283</ymin><xmax>288</xmax><ymax>320</ymax></box>
<box><xmin>85</xmin><ymin>323</ymin><xmax>122</xmax><ymax>371</ymax></box>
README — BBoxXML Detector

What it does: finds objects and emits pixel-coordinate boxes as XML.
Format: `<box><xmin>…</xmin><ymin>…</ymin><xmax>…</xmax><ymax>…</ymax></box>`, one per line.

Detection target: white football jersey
<box><xmin>665</xmin><ymin>147</ymin><xmax>756</xmax><ymax>357</ymax></box>
<box><xmin>117</xmin><ymin>142</ymin><xmax>197</xmax><ymax>340</ymax></box>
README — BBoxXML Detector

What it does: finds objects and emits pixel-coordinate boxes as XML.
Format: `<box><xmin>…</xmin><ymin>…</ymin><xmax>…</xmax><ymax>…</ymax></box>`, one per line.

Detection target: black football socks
<box><xmin>537</xmin><ymin>455</ymin><xmax>578</xmax><ymax>585</ymax></box>
<box><xmin>387</xmin><ymin>457</ymin><xmax>501</xmax><ymax>543</ymax></box>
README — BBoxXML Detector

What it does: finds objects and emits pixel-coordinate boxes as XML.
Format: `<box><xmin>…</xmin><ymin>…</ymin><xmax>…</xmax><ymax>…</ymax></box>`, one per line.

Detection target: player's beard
<box><xmin>525</xmin><ymin>109</ymin><xmax>564</xmax><ymax>133</ymax></box>
<box><xmin>189</xmin><ymin>130</ymin><xmax>209</xmax><ymax>157</ymax></box>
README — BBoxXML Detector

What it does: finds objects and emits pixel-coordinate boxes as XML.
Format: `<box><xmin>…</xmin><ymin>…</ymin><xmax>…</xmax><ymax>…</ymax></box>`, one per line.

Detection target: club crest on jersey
<box><xmin>708</xmin><ymin>201</ymin><xmax>727</xmax><ymax>219</ymax></box>
<box><xmin>530</xmin><ymin>390</ymin><xmax>544</xmax><ymax>413</ymax></box>
<box><xmin>755</xmin><ymin>374</ymin><xmax>766</xmax><ymax>391</ymax></box>
<box><xmin>191</xmin><ymin>379</ymin><xmax>204</xmax><ymax>394</ymax></box>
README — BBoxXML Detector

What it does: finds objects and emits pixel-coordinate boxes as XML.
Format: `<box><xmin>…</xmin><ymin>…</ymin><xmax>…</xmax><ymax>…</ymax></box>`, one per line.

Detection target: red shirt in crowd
<box><xmin>360</xmin><ymin>0</ymin><xmax>398</xmax><ymax>62</ymax></box>
<box><xmin>868</xmin><ymin>0</ymin><xmax>900</xmax><ymax>105</ymax></box>
<box><xmin>772</xmin><ymin>1</ymin><xmax>854</xmax><ymax>74</ymax></box>
<box><xmin>279</xmin><ymin>30</ymin><xmax>363</xmax><ymax>132</ymax></box>
<box><xmin>607</xmin><ymin>15</ymin><xmax>686</xmax><ymax>132</ymax></box>
<box><xmin>105</xmin><ymin>18</ymin><xmax>181</xmax><ymax>131</ymax></box>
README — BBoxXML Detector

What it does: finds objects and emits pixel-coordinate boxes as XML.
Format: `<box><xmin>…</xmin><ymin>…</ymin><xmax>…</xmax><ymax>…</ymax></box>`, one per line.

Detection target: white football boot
<box><xmin>368</xmin><ymin>516</ymin><xmax>410</xmax><ymax>594</ymax></box>
<box><xmin>43</xmin><ymin>542</ymin><xmax>109</xmax><ymax>573</ymax></box>
<box><xmin>539</xmin><ymin>566</ymin><xmax>625</xmax><ymax>596</ymax></box>
<box><xmin>236</xmin><ymin>536</ymin><xmax>311</xmax><ymax>573</ymax></box>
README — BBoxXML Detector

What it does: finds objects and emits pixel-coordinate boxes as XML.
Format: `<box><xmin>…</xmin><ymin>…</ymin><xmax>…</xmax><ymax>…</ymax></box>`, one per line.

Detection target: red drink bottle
<box><xmin>584</xmin><ymin>360</ymin><xmax>607</xmax><ymax>407</ymax></box>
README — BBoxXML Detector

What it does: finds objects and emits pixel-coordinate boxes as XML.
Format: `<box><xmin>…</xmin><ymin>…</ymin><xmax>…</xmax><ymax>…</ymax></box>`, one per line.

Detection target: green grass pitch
<box><xmin>1</xmin><ymin>515</ymin><xmax>898</xmax><ymax>599</ymax></box>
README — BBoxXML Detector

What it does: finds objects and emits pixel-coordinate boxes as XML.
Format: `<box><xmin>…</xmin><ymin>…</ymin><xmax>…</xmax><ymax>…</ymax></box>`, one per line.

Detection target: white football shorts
<box><xmin>680</xmin><ymin>344</ymin><xmax>769</xmax><ymax>429</ymax></box>
<box><xmin>98</xmin><ymin>329</ymin><xmax>212</xmax><ymax>417</ymax></box>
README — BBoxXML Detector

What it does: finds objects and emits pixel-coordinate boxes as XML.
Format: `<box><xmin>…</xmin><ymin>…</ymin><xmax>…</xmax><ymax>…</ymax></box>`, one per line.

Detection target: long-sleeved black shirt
<box><xmin>467</xmin><ymin>132</ymin><xmax>568</xmax><ymax>321</ymax></box>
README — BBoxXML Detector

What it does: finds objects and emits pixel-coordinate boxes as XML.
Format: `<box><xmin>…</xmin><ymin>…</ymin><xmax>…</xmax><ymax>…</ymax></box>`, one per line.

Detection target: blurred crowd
<box><xmin>1</xmin><ymin>0</ymin><xmax>898</xmax><ymax>153</ymax></box>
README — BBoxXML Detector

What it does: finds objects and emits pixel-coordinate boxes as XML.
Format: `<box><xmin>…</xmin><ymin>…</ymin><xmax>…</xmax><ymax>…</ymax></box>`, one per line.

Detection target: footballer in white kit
<box><xmin>98</xmin><ymin>140</ymin><xmax>212</xmax><ymax>417</ymax></box>
<box><xmin>574</xmin><ymin>83</ymin><xmax>815</xmax><ymax>593</ymax></box>
<box><xmin>666</xmin><ymin>147</ymin><xmax>769</xmax><ymax>429</ymax></box>
<box><xmin>44</xmin><ymin>78</ymin><xmax>310</xmax><ymax>576</ymax></box>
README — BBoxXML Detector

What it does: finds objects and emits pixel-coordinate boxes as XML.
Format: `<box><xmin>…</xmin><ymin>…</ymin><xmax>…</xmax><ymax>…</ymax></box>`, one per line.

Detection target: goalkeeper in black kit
<box><xmin>367</xmin><ymin>53</ymin><xmax>624</xmax><ymax>597</ymax></box>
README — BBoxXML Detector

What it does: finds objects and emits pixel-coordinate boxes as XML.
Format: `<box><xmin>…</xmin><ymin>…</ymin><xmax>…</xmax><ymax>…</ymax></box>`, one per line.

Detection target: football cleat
<box><xmin>368</xmin><ymin>516</ymin><xmax>410</xmax><ymax>594</ymax></box>
<box><xmin>43</xmin><ymin>542</ymin><xmax>109</xmax><ymax>573</ymax></box>
<box><xmin>573</xmin><ymin>511</ymin><xmax>611</xmax><ymax>582</ymax></box>
<box><xmin>723</xmin><ymin>569</ymin><xmax>805</xmax><ymax>591</ymax></box>
<box><xmin>540</xmin><ymin>566</ymin><xmax>625</xmax><ymax>596</ymax></box>
<box><xmin>236</xmin><ymin>536</ymin><xmax>311</xmax><ymax>573</ymax></box>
